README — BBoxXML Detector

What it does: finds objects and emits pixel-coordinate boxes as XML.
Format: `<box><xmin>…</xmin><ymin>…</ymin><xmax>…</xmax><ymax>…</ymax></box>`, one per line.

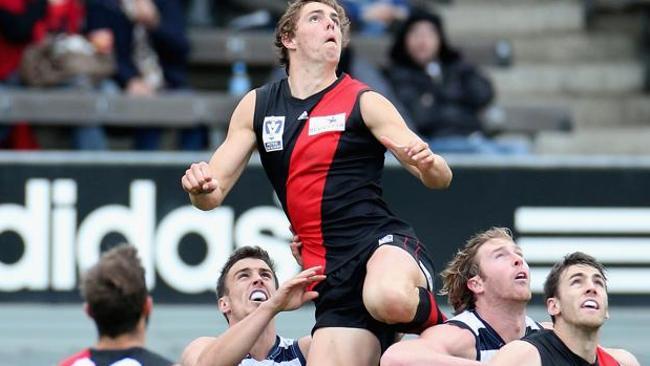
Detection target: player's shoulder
<box><xmin>180</xmin><ymin>336</ymin><xmax>219</xmax><ymax>366</ymax></box>
<box><xmin>600</xmin><ymin>347</ymin><xmax>640</xmax><ymax>366</ymax></box>
<box><xmin>487</xmin><ymin>340</ymin><xmax>541</xmax><ymax>366</ymax></box>
<box><xmin>58</xmin><ymin>348</ymin><xmax>91</xmax><ymax>366</ymax></box>
<box><xmin>296</xmin><ymin>335</ymin><xmax>311</xmax><ymax>357</ymax></box>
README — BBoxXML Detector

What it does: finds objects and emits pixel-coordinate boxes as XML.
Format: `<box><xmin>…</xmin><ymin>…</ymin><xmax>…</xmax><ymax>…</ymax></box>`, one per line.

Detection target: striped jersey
<box><xmin>446</xmin><ymin>309</ymin><xmax>542</xmax><ymax>362</ymax></box>
<box><xmin>253</xmin><ymin>74</ymin><xmax>415</xmax><ymax>276</ymax></box>
<box><xmin>58</xmin><ymin>346</ymin><xmax>173</xmax><ymax>366</ymax></box>
<box><xmin>240</xmin><ymin>336</ymin><xmax>306</xmax><ymax>366</ymax></box>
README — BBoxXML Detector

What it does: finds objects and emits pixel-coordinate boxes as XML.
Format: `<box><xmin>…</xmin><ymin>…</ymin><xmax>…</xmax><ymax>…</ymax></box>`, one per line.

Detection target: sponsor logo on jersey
<box><xmin>308</xmin><ymin>113</ymin><xmax>346</xmax><ymax>136</ymax></box>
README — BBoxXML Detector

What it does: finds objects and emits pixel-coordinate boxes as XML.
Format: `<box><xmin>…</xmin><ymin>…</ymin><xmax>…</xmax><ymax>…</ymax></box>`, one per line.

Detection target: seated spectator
<box><xmin>341</xmin><ymin>0</ymin><xmax>410</xmax><ymax>36</ymax></box>
<box><xmin>86</xmin><ymin>0</ymin><xmax>207</xmax><ymax>150</ymax></box>
<box><xmin>0</xmin><ymin>0</ymin><xmax>119</xmax><ymax>150</ymax></box>
<box><xmin>0</xmin><ymin>0</ymin><xmax>83</xmax><ymax>150</ymax></box>
<box><xmin>58</xmin><ymin>244</ymin><xmax>175</xmax><ymax>366</ymax></box>
<box><xmin>386</xmin><ymin>11</ymin><xmax>529</xmax><ymax>154</ymax></box>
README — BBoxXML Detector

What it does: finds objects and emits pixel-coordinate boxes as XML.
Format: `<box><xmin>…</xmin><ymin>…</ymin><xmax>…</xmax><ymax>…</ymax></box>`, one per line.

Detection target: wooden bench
<box><xmin>0</xmin><ymin>90</ymin><xmax>572</xmax><ymax>139</ymax></box>
<box><xmin>483</xmin><ymin>105</ymin><xmax>573</xmax><ymax>138</ymax></box>
<box><xmin>0</xmin><ymin>90</ymin><xmax>237</xmax><ymax>126</ymax></box>
<box><xmin>188</xmin><ymin>29</ymin><xmax>506</xmax><ymax>67</ymax></box>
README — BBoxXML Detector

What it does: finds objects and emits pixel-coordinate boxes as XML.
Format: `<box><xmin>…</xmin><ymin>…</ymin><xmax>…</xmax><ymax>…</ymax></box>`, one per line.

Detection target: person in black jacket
<box><xmin>86</xmin><ymin>0</ymin><xmax>206</xmax><ymax>150</ymax></box>
<box><xmin>386</xmin><ymin>11</ymin><xmax>527</xmax><ymax>154</ymax></box>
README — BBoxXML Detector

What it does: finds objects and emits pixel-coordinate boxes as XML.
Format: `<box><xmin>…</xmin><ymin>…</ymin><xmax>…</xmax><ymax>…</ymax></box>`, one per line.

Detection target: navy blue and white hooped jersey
<box><xmin>239</xmin><ymin>335</ymin><xmax>306</xmax><ymax>366</ymax></box>
<box><xmin>446</xmin><ymin>309</ymin><xmax>542</xmax><ymax>362</ymax></box>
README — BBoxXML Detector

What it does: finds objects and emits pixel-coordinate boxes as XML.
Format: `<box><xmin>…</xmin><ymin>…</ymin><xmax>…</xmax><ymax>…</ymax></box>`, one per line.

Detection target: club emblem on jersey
<box><xmin>308</xmin><ymin>113</ymin><xmax>346</xmax><ymax>136</ymax></box>
<box><xmin>262</xmin><ymin>116</ymin><xmax>285</xmax><ymax>152</ymax></box>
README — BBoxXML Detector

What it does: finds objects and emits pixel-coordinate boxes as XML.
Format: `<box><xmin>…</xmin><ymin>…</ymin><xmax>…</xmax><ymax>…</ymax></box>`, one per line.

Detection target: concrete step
<box><xmin>439</xmin><ymin>1</ymin><xmax>583</xmax><ymax>37</ymax></box>
<box><xmin>590</xmin><ymin>11</ymin><xmax>645</xmax><ymax>33</ymax></box>
<box><xmin>511</xmin><ymin>32</ymin><xmax>637</xmax><ymax>64</ymax></box>
<box><xmin>535</xmin><ymin>127</ymin><xmax>650</xmax><ymax>155</ymax></box>
<box><xmin>489</xmin><ymin>62</ymin><xmax>644</xmax><ymax>95</ymax></box>
<box><xmin>499</xmin><ymin>95</ymin><xmax>650</xmax><ymax>128</ymax></box>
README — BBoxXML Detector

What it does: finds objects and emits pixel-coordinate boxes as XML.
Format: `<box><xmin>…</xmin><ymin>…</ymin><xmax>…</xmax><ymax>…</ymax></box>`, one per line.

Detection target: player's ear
<box><xmin>218</xmin><ymin>296</ymin><xmax>231</xmax><ymax>316</ymax></box>
<box><xmin>83</xmin><ymin>302</ymin><xmax>93</xmax><ymax>319</ymax></box>
<box><xmin>281</xmin><ymin>32</ymin><xmax>297</xmax><ymax>51</ymax></box>
<box><xmin>467</xmin><ymin>275</ymin><xmax>483</xmax><ymax>295</ymax></box>
<box><xmin>547</xmin><ymin>297</ymin><xmax>560</xmax><ymax>318</ymax></box>
<box><xmin>142</xmin><ymin>295</ymin><xmax>153</xmax><ymax>317</ymax></box>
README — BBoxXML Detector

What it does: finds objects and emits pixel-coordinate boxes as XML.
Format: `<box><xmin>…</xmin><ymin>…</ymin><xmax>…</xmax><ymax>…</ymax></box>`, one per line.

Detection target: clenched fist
<box><xmin>181</xmin><ymin>162</ymin><xmax>218</xmax><ymax>195</ymax></box>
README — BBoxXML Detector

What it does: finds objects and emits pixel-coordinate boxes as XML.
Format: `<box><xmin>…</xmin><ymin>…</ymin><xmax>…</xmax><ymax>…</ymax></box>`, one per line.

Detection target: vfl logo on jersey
<box><xmin>262</xmin><ymin>116</ymin><xmax>285</xmax><ymax>152</ymax></box>
<box><xmin>308</xmin><ymin>113</ymin><xmax>346</xmax><ymax>136</ymax></box>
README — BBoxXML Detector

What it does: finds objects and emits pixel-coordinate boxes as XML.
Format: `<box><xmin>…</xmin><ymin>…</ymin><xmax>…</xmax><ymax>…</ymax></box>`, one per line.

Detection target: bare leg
<box><xmin>307</xmin><ymin>327</ymin><xmax>381</xmax><ymax>366</ymax></box>
<box><xmin>363</xmin><ymin>245</ymin><xmax>427</xmax><ymax>324</ymax></box>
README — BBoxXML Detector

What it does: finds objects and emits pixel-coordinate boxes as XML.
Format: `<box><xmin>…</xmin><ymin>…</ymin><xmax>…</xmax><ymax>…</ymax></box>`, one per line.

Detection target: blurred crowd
<box><xmin>0</xmin><ymin>0</ymin><xmax>523</xmax><ymax>154</ymax></box>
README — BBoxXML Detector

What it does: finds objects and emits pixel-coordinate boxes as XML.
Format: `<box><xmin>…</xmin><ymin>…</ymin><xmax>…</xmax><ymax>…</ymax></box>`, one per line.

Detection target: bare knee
<box><xmin>364</xmin><ymin>285</ymin><xmax>417</xmax><ymax>324</ymax></box>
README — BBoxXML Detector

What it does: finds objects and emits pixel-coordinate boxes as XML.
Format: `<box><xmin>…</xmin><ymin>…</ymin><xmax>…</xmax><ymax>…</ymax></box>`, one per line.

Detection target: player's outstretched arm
<box><xmin>360</xmin><ymin>91</ymin><xmax>452</xmax><ymax>189</ymax></box>
<box><xmin>191</xmin><ymin>267</ymin><xmax>325</xmax><ymax>366</ymax></box>
<box><xmin>381</xmin><ymin>324</ymin><xmax>480</xmax><ymax>366</ymax></box>
<box><xmin>181</xmin><ymin>90</ymin><xmax>257</xmax><ymax>210</ymax></box>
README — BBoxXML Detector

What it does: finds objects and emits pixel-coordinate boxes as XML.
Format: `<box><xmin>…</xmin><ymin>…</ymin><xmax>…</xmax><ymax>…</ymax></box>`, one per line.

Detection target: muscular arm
<box><xmin>194</xmin><ymin>303</ymin><xmax>279</xmax><ymax>366</ymax></box>
<box><xmin>360</xmin><ymin>91</ymin><xmax>452</xmax><ymax>189</ymax></box>
<box><xmin>182</xmin><ymin>90</ymin><xmax>257</xmax><ymax>210</ymax></box>
<box><xmin>380</xmin><ymin>324</ymin><xmax>480</xmax><ymax>366</ymax></box>
<box><xmin>487</xmin><ymin>340</ymin><xmax>541</xmax><ymax>366</ymax></box>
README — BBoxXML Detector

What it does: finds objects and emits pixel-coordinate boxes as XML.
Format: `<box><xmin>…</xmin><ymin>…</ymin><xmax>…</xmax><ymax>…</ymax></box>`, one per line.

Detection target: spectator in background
<box><xmin>58</xmin><ymin>244</ymin><xmax>175</xmax><ymax>366</ymax></box>
<box><xmin>0</xmin><ymin>0</ymin><xmax>82</xmax><ymax>149</ymax></box>
<box><xmin>386</xmin><ymin>11</ymin><xmax>528</xmax><ymax>154</ymax></box>
<box><xmin>0</xmin><ymin>0</ymin><xmax>121</xmax><ymax>150</ymax></box>
<box><xmin>86</xmin><ymin>0</ymin><xmax>207</xmax><ymax>150</ymax></box>
<box><xmin>341</xmin><ymin>0</ymin><xmax>410</xmax><ymax>35</ymax></box>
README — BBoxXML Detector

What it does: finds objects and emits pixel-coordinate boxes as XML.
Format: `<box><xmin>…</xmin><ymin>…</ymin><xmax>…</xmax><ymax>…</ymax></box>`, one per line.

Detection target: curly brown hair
<box><xmin>440</xmin><ymin>227</ymin><xmax>514</xmax><ymax>314</ymax></box>
<box><xmin>274</xmin><ymin>0</ymin><xmax>350</xmax><ymax>72</ymax></box>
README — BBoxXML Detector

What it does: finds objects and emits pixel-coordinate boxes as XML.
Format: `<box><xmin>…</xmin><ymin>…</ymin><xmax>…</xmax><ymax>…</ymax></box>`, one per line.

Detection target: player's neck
<box><xmin>554</xmin><ymin>321</ymin><xmax>599</xmax><ymax>364</ymax></box>
<box><xmin>287</xmin><ymin>60</ymin><xmax>338</xmax><ymax>99</ymax></box>
<box><xmin>475</xmin><ymin>300</ymin><xmax>528</xmax><ymax>343</ymax></box>
<box><xmin>95</xmin><ymin>322</ymin><xmax>146</xmax><ymax>350</ymax></box>
<box><xmin>249</xmin><ymin>324</ymin><xmax>278</xmax><ymax>361</ymax></box>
